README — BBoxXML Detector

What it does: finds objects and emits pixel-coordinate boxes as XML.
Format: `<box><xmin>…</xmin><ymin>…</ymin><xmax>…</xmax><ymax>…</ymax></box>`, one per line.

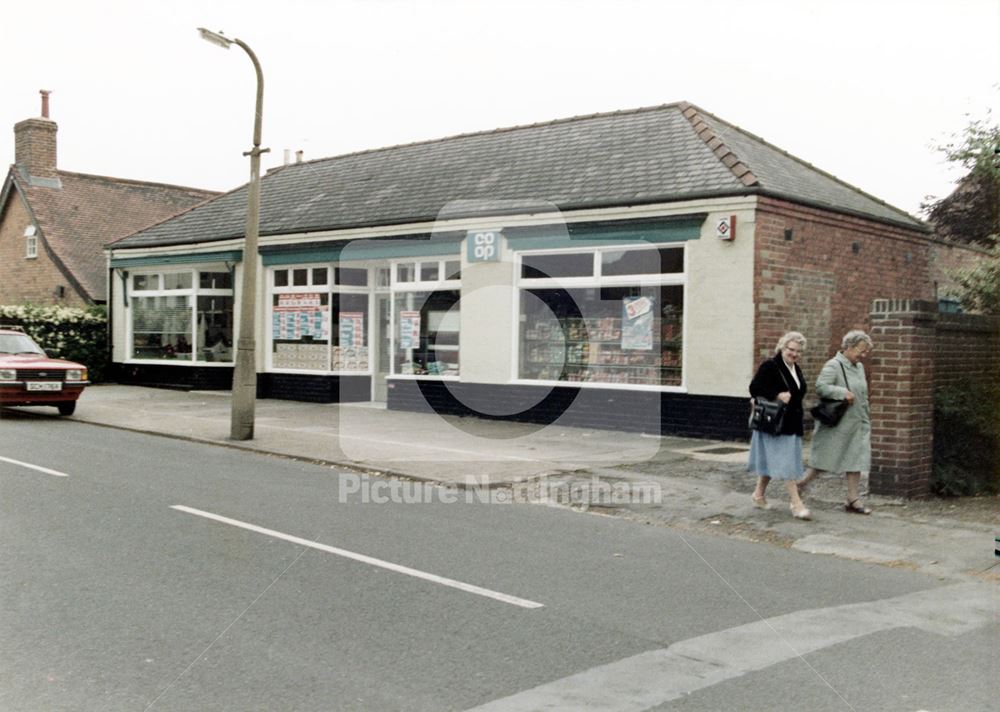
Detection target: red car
<box><xmin>0</xmin><ymin>327</ymin><xmax>89</xmax><ymax>416</ymax></box>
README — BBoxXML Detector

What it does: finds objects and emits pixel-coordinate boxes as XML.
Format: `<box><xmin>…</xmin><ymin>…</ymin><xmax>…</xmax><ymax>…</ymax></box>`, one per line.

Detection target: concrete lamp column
<box><xmin>197</xmin><ymin>28</ymin><xmax>269</xmax><ymax>440</ymax></box>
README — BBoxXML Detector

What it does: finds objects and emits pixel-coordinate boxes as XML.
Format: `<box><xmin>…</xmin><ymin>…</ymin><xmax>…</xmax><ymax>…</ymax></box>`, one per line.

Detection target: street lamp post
<box><xmin>198</xmin><ymin>28</ymin><xmax>269</xmax><ymax>440</ymax></box>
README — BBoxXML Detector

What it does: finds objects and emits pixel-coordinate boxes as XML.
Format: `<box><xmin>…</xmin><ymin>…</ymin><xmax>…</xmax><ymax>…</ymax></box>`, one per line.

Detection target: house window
<box><xmin>24</xmin><ymin>225</ymin><xmax>37</xmax><ymax>259</ymax></box>
<box><xmin>268</xmin><ymin>265</ymin><xmax>371</xmax><ymax>373</ymax></box>
<box><xmin>391</xmin><ymin>259</ymin><xmax>460</xmax><ymax>377</ymax></box>
<box><xmin>129</xmin><ymin>268</ymin><xmax>234</xmax><ymax>362</ymax></box>
<box><xmin>517</xmin><ymin>245</ymin><xmax>684</xmax><ymax>388</ymax></box>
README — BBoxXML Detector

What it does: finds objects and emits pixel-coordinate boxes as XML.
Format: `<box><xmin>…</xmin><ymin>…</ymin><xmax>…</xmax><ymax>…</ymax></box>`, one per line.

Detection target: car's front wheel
<box><xmin>56</xmin><ymin>401</ymin><xmax>76</xmax><ymax>416</ymax></box>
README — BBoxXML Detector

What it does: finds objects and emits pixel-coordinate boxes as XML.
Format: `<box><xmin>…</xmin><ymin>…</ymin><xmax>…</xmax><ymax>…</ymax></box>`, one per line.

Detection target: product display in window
<box><xmin>520</xmin><ymin>286</ymin><xmax>682</xmax><ymax>386</ymax></box>
<box><xmin>271</xmin><ymin>292</ymin><xmax>330</xmax><ymax>370</ymax></box>
<box><xmin>393</xmin><ymin>290</ymin><xmax>460</xmax><ymax>376</ymax></box>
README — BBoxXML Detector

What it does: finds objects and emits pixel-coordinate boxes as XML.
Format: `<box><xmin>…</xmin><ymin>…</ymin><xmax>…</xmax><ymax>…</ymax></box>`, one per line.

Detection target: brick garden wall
<box><xmin>868</xmin><ymin>299</ymin><xmax>1000</xmax><ymax>497</ymax></box>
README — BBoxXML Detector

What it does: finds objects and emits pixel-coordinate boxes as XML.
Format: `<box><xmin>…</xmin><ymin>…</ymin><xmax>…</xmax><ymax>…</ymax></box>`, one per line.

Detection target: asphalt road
<box><xmin>1</xmin><ymin>414</ymin><xmax>996</xmax><ymax>711</ymax></box>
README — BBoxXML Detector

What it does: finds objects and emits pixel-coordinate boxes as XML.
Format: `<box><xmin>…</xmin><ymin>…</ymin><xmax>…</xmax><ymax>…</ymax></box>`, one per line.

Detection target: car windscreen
<box><xmin>0</xmin><ymin>334</ymin><xmax>45</xmax><ymax>355</ymax></box>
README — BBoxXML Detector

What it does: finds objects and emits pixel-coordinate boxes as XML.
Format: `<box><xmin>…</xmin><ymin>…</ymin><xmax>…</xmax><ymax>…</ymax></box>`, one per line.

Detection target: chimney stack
<box><xmin>295</xmin><ymin>150</ymin><xmax>304</xmax><ymax>163</ymax></box>
<box><xmin>14</xmin><ymin>90</ymin><xmax>58</xmax><ymax>180</ymax></box>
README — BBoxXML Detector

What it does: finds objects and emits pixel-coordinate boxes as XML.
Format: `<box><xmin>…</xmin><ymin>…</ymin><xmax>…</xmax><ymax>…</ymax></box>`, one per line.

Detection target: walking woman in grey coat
<box><xmin>797</xmin><ymin>330</ymin><xmax>874</xmax><ymax>514</ymax></box>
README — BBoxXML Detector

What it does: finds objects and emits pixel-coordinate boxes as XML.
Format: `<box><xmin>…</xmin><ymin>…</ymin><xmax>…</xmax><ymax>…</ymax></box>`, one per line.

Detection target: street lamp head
<box><xmin>197</xmin><ymin>27</ymin><xmax>233</xmax><ymax>49</ymax></box>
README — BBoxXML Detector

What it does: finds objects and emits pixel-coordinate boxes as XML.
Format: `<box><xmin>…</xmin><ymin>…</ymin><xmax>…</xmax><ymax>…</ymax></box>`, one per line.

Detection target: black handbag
<box><xmin>749</xmin><ymin>363</ymin><xmax>792</xmax><ymax>434</ymax></box>
<box><xmin>749</xmin><ymin>397</ymin><xmax>787</xmax><ymax>434</ymax></box>
<box><xmin>810</xmin><ymin>398</ymin><xmax>848</xmax><ymax>426</ymax></box>
<box><xmin>809</xmin><ymin>361</ymin><xmax>851</xmax><ymax>427</ymax></box>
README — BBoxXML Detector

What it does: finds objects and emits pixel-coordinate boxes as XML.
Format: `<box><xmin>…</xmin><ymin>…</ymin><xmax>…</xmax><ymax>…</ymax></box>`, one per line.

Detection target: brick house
<box><xmin>0</xmin><ymin>92</ymin><xmax>218</xmax><ymax>307</ymax></box>
<box><xmin>106</xmin><ymin>101</ymin><xmax>972</xmax><ymax>439</ymax></box>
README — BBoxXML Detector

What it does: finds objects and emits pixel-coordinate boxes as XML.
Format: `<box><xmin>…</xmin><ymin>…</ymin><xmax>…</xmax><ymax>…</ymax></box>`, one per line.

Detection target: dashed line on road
<box><xmin>0</xmin><ymin>455</ymin><xmax>69</xmax><ymax>477</ymax></box>
<box><xmin>170</xmin><ymin>504</ymin><xmax>545</xmax><ymax>610</ymax></box>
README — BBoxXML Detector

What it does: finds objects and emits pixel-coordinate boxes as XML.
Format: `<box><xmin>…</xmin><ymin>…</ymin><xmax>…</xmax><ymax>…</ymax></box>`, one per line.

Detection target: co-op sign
<box><xmin>466</xmin><ymin>229</ymin><xmax>502</xmax><ymax>263</ymax></box>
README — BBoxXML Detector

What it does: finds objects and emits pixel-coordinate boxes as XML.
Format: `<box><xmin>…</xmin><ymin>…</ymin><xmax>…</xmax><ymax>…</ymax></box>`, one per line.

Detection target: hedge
<box><xmin>0</xmin><ymin>304</ymin><xmax>108</xmax><ymax>383</ymax></box>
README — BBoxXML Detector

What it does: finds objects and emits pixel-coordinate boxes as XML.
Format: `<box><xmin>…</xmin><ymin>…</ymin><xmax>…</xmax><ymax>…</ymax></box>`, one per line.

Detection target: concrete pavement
<box><xmin>4</xmin><ymin>383</ymin><xmax>998</xmax><ymax>583</ymax></box>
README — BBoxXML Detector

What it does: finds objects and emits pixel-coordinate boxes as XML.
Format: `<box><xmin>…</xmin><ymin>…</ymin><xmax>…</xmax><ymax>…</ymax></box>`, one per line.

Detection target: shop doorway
<box><xmin>372</xmin><ymin>294</ymin><xmax>392</xmax><ymax>401</ymax></box>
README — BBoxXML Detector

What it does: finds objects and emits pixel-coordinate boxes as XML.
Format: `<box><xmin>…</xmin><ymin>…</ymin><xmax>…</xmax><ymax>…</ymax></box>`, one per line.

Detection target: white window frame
<box><xmin>125</xmin><ymin>266</ymin><xmax>234</xmax><ymax>366</ymax></box>
<box><xmin>25</xmin><ymin>225</ymin><xmax>38</xmax><ymax>259</ymax></box>
<box><xmin>512</xmin><ymin>243</ymin><xmax>687</xmax><ymax>392</ymax></box>
<box><xmin>266</xmin><ymin>263</ymin><xmax>373</xmax><ymax>376</ymax></box>
<box><xmin>388</xmin><ymin>258</ymin><xmax>461</xmax><ymax>380</ymax></box>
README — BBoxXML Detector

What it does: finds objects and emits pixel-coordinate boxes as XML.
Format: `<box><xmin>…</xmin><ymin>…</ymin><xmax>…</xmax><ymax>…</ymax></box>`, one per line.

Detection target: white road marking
<box><xmin>464</xmin><ymin>582</ymin><xmax>998</xmax><ymax>711</ymax></box>
<box><xmin>171</xmin><ymin>505</ymin><xmax>544</xmax><ymax>609</ymax></box>
<box><xmin>0</xmin><ymin>455</ymin><xmax>68</xmax><ymax>477</ymax></box>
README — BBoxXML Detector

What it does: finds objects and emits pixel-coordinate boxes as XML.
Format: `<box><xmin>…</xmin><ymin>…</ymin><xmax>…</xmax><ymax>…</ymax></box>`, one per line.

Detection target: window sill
<box><xmin>511</xmin><ymin>378</ymin><xmax>686</xmax><ymax>393</ymax></box>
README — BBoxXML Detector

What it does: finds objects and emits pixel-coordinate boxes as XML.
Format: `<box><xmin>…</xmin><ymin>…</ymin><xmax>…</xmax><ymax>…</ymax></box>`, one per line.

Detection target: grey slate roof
<box><xmin>111</xmin><ymin>102</ymin><xmax>926</xmax><ymax>250</ymax></box>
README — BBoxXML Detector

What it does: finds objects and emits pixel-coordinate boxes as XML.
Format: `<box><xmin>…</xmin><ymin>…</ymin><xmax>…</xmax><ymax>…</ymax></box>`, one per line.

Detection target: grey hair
<box><xmin>841</xmin><ymin>330</ymin><xmax>874</xmax><ymax>351</ymax></box>
<box><xmin>775</xmin><ymin>331</ymin><xmax>807</xmax><ymax>353</ymax></box>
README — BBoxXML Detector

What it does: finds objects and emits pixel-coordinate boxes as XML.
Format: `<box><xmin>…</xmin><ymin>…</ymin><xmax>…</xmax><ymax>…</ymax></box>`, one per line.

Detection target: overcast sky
<box><xmin>2</xmin><ymin>0</ymin><xmax>997</xmax><ymax>217</ymax></box>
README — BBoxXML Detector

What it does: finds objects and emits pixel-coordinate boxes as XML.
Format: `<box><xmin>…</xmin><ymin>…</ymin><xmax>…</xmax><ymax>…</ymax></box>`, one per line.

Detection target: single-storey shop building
<box><xmin>106</xmin><ymin>102</ymin><xmax>933</xmax><ymax>439</ymax></box>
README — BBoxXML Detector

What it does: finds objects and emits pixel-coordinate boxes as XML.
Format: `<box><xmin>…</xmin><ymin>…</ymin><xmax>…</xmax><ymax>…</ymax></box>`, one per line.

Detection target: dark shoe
<box><xmin>845</xmin><ymin>499</ymin><xmax>871</xmax><ymax>515</ymax></box>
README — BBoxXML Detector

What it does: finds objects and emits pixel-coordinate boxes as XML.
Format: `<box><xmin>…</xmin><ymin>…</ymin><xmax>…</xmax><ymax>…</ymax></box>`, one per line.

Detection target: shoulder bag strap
<box><xmin>839</xmin><ymin>361</ymin><xmax>850</xmax><ymax>392</ymax></box>
<box><xmin>776</xmin><ymin>361</ymin><xmax>792</xmax><ymax>392</ymax></box>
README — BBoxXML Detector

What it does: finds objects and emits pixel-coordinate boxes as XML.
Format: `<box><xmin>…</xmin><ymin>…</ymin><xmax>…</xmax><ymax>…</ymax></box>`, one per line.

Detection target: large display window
<box><xmin>268</xmin><ymin>265</ymin><xmax>370</xmax><ymax>373</ymax></box>
<box><xmin>129</xmin><ymin>269</ymin><xmax>234</xmax><ymax>362</ymax></box>
<box><xmin>517</xmin><ymin>245</ymin><xmax>684</xmax><ymax>388</ymax></box>
<box><xmin>391</xmin><ymin>259</ymin><xmax>460</xmax><ymax>377</ymax></box>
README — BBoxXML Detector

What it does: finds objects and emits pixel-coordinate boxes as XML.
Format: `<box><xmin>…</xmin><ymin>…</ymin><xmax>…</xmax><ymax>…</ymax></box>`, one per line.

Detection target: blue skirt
<box><xmin>747</xmin><ymin>431</ymin><xmax>804</xmax><ymax>480</ymax></box>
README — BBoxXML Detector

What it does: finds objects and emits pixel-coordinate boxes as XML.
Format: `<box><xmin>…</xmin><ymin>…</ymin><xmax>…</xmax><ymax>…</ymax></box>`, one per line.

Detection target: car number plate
<box><xmin>26</xmin><ymin>382</ymin><xmax>62</xmax><ymax>391</ymax></box>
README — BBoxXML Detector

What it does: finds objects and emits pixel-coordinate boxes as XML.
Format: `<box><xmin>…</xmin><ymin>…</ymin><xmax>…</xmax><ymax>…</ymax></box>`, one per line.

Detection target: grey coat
<box><xmin>808</xmin><ymin>352</ymin><xmax>871</xmax><ymax>473</ymax></box>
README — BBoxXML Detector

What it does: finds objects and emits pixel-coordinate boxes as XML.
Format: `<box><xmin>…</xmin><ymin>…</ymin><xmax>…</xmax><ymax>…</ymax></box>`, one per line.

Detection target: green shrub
<box><xmin>932</xmin><ymin>378</ymin><xmax>1000</xmax><ymax>496</ymax></box>
<box><xmin>0</xmin><ymin>304</ymin><xmax>108</xmax><ymax>383</ymax></box>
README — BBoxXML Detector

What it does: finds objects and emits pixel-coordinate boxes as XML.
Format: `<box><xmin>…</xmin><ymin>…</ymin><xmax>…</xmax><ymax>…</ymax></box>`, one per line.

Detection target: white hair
<box><xmin>775</xmin><ymin>331</ymin><xmax>807</xmax><ymax>354</ymax></box>
<box><xmin>841</xmin><ymin>330</ymin><xmax>874</xmax><ymax>351</ymax></box>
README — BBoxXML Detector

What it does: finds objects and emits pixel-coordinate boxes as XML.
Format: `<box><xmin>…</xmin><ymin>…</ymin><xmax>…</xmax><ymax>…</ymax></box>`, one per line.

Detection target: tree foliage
<box><xmin>923</xmin><ymin>110</ymin><xmax>1000</xmax><ymax>314</ymax></box>
<box><xmin>0</xmin><ymin>304</ymin><xmax>108</xmax><ymax>382</ymax></box>
<box><xmin>922</xmin><ymin>113</ymin><xmax>999</xmax><ymax>246</ymax></box>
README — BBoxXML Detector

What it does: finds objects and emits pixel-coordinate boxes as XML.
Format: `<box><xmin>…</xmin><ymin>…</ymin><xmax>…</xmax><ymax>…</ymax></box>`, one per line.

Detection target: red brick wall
<box><xmin>868</xmin><ymin>299</ymin><xmax>937</xmax><ymax>497</ymax></box>
<box><xmin>868</xmin><ymin>299</ymin><xmax>999</xmax><ymax>498</ymax></box>
<box><xmin>0</xmin><ymin>189</ymin><xmax>88</xmax><ymax>307</ymax></box>
<box><xmin>934</xmin><ymin>312</ymin><xmax>1000</xmax><ymax>391</ymax></box>
<box><xmin>930</xmin><ymin>239</ymin><xmax>992</xmax><ymax>304</ymax></box>
<box><xmin>753</xmin><ymin>197</ymin><xmax>933</xmax><ymax>379</ymax></box>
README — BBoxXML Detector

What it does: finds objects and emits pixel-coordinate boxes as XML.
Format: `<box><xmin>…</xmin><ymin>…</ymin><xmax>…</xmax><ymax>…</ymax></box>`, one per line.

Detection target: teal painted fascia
<box><xmin>504</xmin><ymin>215</ymin><xmax>705</xmax><ymax>250</ymax></box>
<box><xmin>261</xmin><ymin>237</ymin><xmax>462</xmax><ymax>266</ymax></box>
<box><xmin>110</xmin><ymin>250</ymin><xmax>243</xmax><ymax>269</ymax></box>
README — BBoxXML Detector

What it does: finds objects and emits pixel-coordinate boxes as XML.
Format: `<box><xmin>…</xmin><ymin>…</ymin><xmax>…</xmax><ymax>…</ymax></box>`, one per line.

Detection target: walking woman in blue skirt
<box><xmin>748</xmin><ymin>332</ymin><xmax>812</xmax><ymax>520</ymax></box>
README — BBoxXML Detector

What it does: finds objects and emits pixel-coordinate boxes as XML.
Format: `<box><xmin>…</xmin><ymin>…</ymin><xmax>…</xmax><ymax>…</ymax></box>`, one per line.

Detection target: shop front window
<box><xmin>331</xmin><ymin>292</ymin><xmax>370</xmax><ymax>371</ymax></box>
<box><xmin>271</xmin><ymin>292</ymin><xmax>330</xmax><ymax>370</ymax></box>
<box><xmin>129</xmin><ymin>268</ymin><xmax>234</xmax><ymax>362</ymax></box>
<box><xmin>518</xmin><ymin>246</ymin><xmax>684</xmax><ymax>387</ymax></box>
<box><xmin>132</xmin><ymin>295</ymin><xmax>193</xmax><ymax>360</ymax></box>
<box><xmin>268</xmin><ymin>265</ymin><xmax>371</xmax><ymax>373</ymax></box>
<box><xmin>197</xmin><ymin>296</ymin><xmax>233</xmax><ymax>362</ymax></box>
<box><xmin>392</xmin><ymin>290</ymin><xmax>460</xmax><ymax>376</ymax></box>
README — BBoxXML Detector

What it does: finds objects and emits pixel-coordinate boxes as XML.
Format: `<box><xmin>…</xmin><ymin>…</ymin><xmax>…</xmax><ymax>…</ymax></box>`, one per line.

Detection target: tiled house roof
<box><xmin>5</xmin><ymin>168</ymin><xmax>218</xmax><ymax>300</ymax></box>
<box><xmin>112</xmin><ymin>102</ymin><xmax>927</xmax><ymax>250</ymax></box>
